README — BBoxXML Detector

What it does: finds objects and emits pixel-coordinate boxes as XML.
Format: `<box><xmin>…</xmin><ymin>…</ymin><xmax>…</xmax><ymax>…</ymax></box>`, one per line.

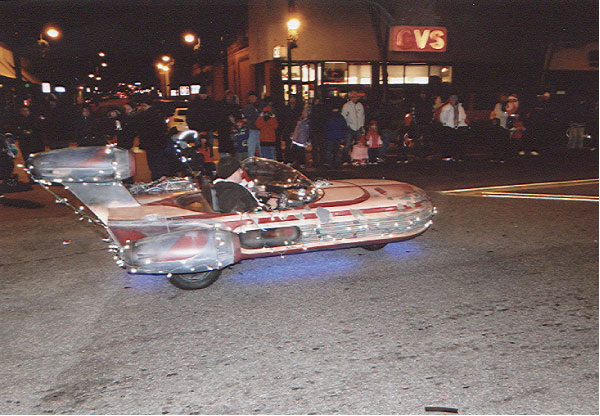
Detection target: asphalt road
<box><xmin>0</xmin><ymin>149</ymin><xmax>598</xmax><ymax>414</ymax></box>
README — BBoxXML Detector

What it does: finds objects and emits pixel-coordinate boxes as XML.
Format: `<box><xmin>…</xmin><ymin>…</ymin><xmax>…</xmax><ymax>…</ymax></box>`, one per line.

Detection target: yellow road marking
<box><xmin>481</xmin><ymin>192</ymin><xmax>598</xmax><ymax>202</ymax></box>
<box><xmin>440</xmin><ymin>179</ymin><xmax>599</xmax><ymax>202</ymax></box>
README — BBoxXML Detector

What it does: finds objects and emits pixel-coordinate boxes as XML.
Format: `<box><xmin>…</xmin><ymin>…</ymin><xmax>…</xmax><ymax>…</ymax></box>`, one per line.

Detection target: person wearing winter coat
<box><xmin>128</xmin><ymin>97</ymin><xmax>175</xmax><ymax>180</ymax></box>
<box><xmin>217</xmin><ymin>90</ymin><xmax>240</xmax><ymax>157</ymax></box>
<box><xmin>290</xmin><ymin>108</ymin><xmax>311</xmax><ymax>167</ymax></box>
<box><xmin>255</xmin><ymin>105</ymin><xmax>279</xmax><ymax>160</ymax></box>
<box><xmin>231</xmin><ymin>116</ymin><xmax>250</xmax><ymax>162</ymax></box>
<box><xmin>280</xmin><ymin>95</ymin><xmax>304</xmax><ymax>162</ymax></box>
<box><xmin>40</xmin><ymin>95</ymin><xmax>71</xmax><ymax>149</ymax></box>
<box><xmin>439</xmin><ymin>94</ymin><xmax>469</xmax><ymax>161</ymax></box>
<box><xmin>186</xmin><ymin>87</ymin><xmax>218</xmax><ymax>145</ymax></box>
<box><xmin>13</xmin><ymin>105</ymin><xmax>45</xmax><ymax>160</ymax></box>
<box><xmin>324</xmin><ymin>103</ymin><xmax>347</xmax><ymax>168</ymax></box>
<box><xmin>73</xmin><ymin>105</ymin><xmax>106</xmax><ymax>147</ymax></box>
<box><xmin>242</xmin><ymin>91</ymin><xmax>263</xmax><ymax>158</ymax></box>
<box><xmin>341</xmin><ymin>90</ymin><xmax>365</xmax><ymax>164</ymax></box>
<box><xmin>365</xmin><ymin>120</ymin><xmax>383</xmax><ymax>163</ymax></box>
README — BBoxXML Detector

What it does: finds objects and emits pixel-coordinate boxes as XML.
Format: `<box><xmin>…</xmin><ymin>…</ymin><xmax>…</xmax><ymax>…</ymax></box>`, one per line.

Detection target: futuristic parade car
<box><xmin>26</xmin><ymin>145</ymin><xmax>435</xmax><ymax>289</ymax></box>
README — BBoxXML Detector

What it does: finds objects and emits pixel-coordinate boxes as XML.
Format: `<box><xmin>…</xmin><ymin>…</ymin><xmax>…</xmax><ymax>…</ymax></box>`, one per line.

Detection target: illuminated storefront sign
<box><xmin>390</xmin><ymin>26</ymin><xmax>447</xmax><ymax>52</ymax></box>
<box><xmin>179</xmin><ymin>85</ymin><xmax>190</xmax><ymax>96</ymax></box>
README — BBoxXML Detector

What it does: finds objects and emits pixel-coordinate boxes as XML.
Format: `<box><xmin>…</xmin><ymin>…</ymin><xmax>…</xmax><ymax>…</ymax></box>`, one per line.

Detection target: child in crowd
<box><xmin>230</xmin><ymin>115</ymin><xmax>249</xmax><ymax>162</ymax></box>
<box><xmin>196</xmin><ymin>133</ymin><xmax>216</xmax><ymax>178</ymax></box>
<box><xmin>350</xmin><ymin>136</ymin><xmax>368</xmax><ymax>166</ymax></box>
<box><xmin>365</xmin><ymin>120</ymin><xmax>383</xmax><ymax>164</ymax></box>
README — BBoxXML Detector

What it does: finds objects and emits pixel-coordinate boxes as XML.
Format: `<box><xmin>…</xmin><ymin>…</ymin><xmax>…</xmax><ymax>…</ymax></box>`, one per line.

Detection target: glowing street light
<box><xmin>287</xmin><ymin>18</ymin><xmax>300</xmax><ymax>32</ymax></box>
<box><xmin>45</xmin><ymin>27</ymin><xmax>60</xmax><ymax>39</ymax></box>
<box><xmin>156</xmin><ymin>56</ymin><xmax>174</xmax><ymax>97</ymax></box>
<box><xmin>38</xmin><ymin>25</ymin><xmax>61</xmax><ymax>54</ymax></box>
<box><xmin>183</xmin><ymin>31</ymin><xmax>201</xmax><ymax>50</ymax></box>
<box><xmin>183</xmin><ymin>33</ymin><xmax>196</xmax><ymax>44</ymax></box>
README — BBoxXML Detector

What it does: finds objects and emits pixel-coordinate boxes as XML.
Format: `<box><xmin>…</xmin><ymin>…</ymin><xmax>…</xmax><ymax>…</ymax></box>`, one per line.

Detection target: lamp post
<box><xmin>183</xmin><ymin>31</ymin><xmax>202</xmax><ymax>86</ymax></box>
<box><xmin>286</xmin><ymin>17</ymin><xmax>300</xmax><ymax>100</ymax></box>
<box><xmin>156</xmin><ymin>55</ymin><xmax>173</xmax><ymax>97</ymax></box>
<box><xmin>37</xmin><ymin>25</ymin><xmax>61</xmax><ymax>57</ymax></box>
<box><xmin>11</xmin><ymin>24</ymin><xmax>61</xmax><ymax>107</ymax></box>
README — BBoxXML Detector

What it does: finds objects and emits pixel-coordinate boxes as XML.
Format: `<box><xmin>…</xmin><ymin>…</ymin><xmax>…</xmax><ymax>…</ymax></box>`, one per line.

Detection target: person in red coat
<box><xmin>255</xmin><ymin>106</ymin><xmax>279</xmax><ymax>160</ymax></box>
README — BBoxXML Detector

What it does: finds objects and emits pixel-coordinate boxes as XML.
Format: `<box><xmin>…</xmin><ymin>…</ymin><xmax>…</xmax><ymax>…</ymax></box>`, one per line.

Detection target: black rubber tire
<box><xmin>362</xmin><ymin>243</ymin><xmax>388</xmax><ymax>251</ymax></box>
<box><xmin>168</xmin><ymin>269</ymin><xmax>222</xmax><ymax>290</ymax></box>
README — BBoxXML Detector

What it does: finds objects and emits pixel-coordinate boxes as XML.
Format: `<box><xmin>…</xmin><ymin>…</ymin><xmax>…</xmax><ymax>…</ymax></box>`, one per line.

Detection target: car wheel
<box><xmin>168</xmin><ymin>270</ymin><xmax>222</xmax><ymax>290</ymax></box>
<box><xmin>362</xmin><ymin>243</ymin><xmax>388</xmax><ymax>251</ymax></box>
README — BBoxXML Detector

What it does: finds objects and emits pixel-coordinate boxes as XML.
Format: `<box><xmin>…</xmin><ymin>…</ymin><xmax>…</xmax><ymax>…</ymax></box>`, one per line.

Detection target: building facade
<box><xmin>229</xmin><ymin>0</ymin><xmax>455</xmax><ymax>105</ymax></box>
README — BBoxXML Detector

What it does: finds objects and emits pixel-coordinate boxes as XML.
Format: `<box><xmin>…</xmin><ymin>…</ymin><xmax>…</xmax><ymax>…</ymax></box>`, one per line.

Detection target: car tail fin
<box><xmin>26</xmin><ymin>146</ymin><xmax>135</xmax><ymax>183</ymax></box>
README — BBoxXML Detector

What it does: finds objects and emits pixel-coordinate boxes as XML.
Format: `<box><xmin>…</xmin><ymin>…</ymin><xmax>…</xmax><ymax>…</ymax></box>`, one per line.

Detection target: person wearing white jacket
<box><xmin>439</xmin><ymin>95</ymin><xmax>469</xmax><ymax>161</ymax></box>
<box><xmin>341</xmin><ymin>91</ymin><xmax>365</xmax><ymax>164</ymax></box>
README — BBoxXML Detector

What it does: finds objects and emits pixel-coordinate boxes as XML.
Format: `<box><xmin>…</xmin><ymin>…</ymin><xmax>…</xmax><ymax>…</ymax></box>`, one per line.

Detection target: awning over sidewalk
<box><xmin>0</xmin><ymin>42</ymin><xmax>41</xmax><ymax>84</ymax></box>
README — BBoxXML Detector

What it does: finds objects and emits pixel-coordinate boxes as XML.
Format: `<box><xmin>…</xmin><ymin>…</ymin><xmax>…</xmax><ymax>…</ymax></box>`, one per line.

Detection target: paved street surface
<box><xmin>0</xmin><ymin>149</ymin><xmax>598</xmax><ymax>414</ymax></box>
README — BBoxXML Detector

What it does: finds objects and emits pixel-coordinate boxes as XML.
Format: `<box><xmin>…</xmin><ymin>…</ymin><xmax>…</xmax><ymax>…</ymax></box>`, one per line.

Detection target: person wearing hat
<box><xmin>439</xmin><ymin>94</ymin><xmax>469</xmax><ymax>162</ymax></box>
<box><xmin>505</xmin><ymin>94</ymin><xmax>519</xmax><ymax>117</ymax></box>
<box><xmin>213</xmin><ymin>155</ymin><xmax>261</xmax><ymax>213</ymax></box>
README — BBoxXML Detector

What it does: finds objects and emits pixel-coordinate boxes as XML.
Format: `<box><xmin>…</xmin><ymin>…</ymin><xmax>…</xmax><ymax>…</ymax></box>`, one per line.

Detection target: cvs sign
<box><xmin>390</xmin><ymin>26</ymin><xmax>447</xmax><ymax>52</ymax></box>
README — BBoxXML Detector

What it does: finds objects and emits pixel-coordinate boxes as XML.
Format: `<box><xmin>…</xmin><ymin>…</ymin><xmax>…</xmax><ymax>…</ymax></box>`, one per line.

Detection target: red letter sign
<box><xmin>390</xmin><ymin>26</ymin><xmax>447</xmax><ymax>52</ymax></box>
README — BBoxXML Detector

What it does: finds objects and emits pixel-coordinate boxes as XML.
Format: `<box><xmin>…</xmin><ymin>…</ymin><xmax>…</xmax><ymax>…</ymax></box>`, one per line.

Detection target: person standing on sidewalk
<box><xmin>12</xmin><ymin>105</ymin><xmax>44</xmax><ymax>160</ymax></box>
<box><xmin>255</xmin><ymin>105</ymin><xmax>278</xmax><ymax>160</ymax></box>
<box><xmin>439</xmin><ymin>94</ymin><xmax>469</xmax><ymax>162</ymax></box>
<box><xmin>341</xmin><ymin>90</ymin><xmax>365</xmax><ymax>164</ymax></box>
<box><xmin>324</xmin><ymin>101</ymin><xmax>347</xmax><ymax>168</ymax></box>
<box><xmin>243</xmin><ymin>91</ymin><xmax>262</xmax><ymax>158</ymax></box>
<box><xmin>186</xmin><ymin>86</ymin><xmax>218</xmax><ymax>146</ymax></box>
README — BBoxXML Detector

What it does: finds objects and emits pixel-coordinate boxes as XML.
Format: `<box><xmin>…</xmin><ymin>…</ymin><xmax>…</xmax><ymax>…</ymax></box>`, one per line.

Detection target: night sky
<box><xmin>0</xmin><ymin>0</ymin><xmax>597</xmax><ymax>89</ymax></box>
<box><xmin>0</xmin><ymin>0</ymin><xmax>247</xmax><ymax>86</ymax></box>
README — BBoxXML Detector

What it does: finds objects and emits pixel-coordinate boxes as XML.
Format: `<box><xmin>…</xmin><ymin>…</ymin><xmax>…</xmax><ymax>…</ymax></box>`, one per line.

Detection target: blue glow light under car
<box><xmin>230</xmin><ymin>241</ymin><xmax>421</xmax><ymax>286</ymax></box>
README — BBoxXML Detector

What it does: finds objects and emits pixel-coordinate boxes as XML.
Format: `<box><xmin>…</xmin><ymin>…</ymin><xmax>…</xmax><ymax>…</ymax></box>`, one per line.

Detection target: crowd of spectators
<box><xmin>1</xmin><ymin>86</ymin><xmax>597</xmax><ymax>187</ymax></box>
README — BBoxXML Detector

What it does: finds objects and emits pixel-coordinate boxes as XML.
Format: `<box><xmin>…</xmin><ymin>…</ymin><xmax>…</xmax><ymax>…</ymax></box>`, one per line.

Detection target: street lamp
<box><xmin>286</xmin><ymin>17</ymin><xmax>300</xmax><ymax>100</ymax></box>
<box><xmin>38</xmin><ymin>25</ymin><xmax>61</xmax><ymax>55</ymax></box>
<box><xmin>183</xmin><ymin>32</ymin><xmax>201</xmax><ymax>50</ymax></box>
<box><xmin>45</xmin><ymin>27</ymin><xmax>60</xmax><ymax>39</ymax></box>
<box><xmin>156</xmin><ymin>56</ymin><xmax>173</xmax><ymax>97</ymax></box>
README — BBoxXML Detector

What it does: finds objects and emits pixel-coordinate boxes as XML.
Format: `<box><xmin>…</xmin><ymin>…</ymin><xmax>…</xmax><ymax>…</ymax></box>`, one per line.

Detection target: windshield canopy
<box><xmin>241</xmin><ymin>157</ymin><xmax>321</xmax><ymax>206</ymax></box>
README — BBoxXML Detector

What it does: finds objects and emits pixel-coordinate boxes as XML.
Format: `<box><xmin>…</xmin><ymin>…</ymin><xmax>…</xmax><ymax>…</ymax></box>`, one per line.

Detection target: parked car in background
<box><xmin>167</xmin><ymin>107</ymin><xmax>189</xmax><ymax>131</ymax></box>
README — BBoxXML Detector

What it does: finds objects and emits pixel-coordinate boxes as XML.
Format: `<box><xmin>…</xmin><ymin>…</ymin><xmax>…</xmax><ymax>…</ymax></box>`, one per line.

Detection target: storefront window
<box><xmin>404</xmin><ymin>65</ymin><xmax>429</xmax><ymax>84</ymax></box>
<box><xmin>284</xmin><ymin>84</ymin><xmax>300</xmax><ymax>102</ymax></box>
<box><xmin>282</xmin><ymin>65</ymin><xmax>302</xmax><ymax>81</ymax></box>
<box><xmin>387</xmin><ymin>65</ymin><xmax>404</xmax><ymax>84</ymax></box>
<box><xmin>323</xmin><ymin>62</ymin><xmax>347</xmax><ymax>83</ymax></box>
<box><xmin>430</xmin><ymin>65</ymin><xmax>453</xmax><ymax>83</ymax></box>
<box><xmin>301</xmin><ymin>65</ymin><xmax>316</xmax><ymax>82</ymax></box>
<box><xmin>348</xmin><ymin>64</ymin><xmax>371</xmax><ymax>84</ymax></box>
